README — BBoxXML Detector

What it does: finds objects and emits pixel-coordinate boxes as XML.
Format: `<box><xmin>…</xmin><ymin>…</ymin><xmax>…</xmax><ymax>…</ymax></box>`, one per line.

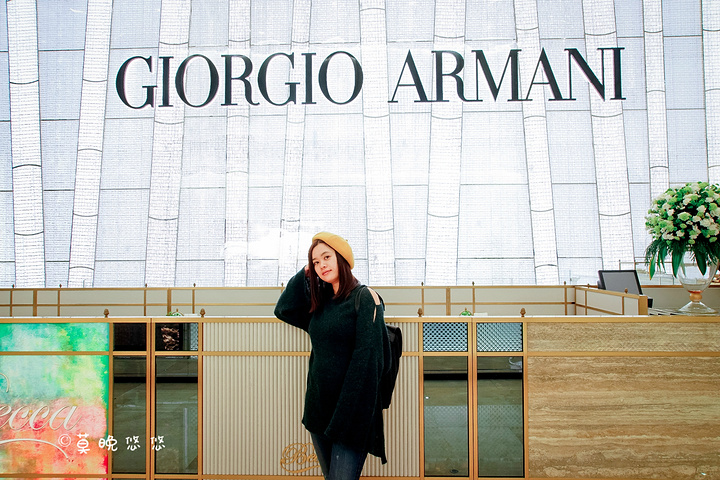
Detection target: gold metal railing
<box><xmin>0</xmin><ymin>282</ymin><xmax>651</xmax><ymax>318</ymax></box>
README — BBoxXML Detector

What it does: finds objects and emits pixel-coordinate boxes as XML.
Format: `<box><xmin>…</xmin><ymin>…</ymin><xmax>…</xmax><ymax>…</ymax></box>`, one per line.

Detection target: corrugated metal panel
<box><xmin>204</xmin><ymin>322</ymin><xmax>311</xmax><ymax>352</ymax></box>
<box><xmin>205</xmin><ymin>321</ymin><xmax>418</xmax><ymax>353</ymax></box>
<box><xmin>364</xmin><ymin>356</ymin><xmax>420</xmax><ymax>476</ymax></box>
<box><xmin>203</xmin><ymin>356</ymin><xmax>315</xmax><ymax>475</ymax></box>
<box><xmin>389</xmin><ymin>321</ymin><xmax>419</xmax><ymax>353</ymax></box>
<box><xmin>203</xmin><ymin>353</ymin><xmax>420</xmax><ymax>476</ymax></box>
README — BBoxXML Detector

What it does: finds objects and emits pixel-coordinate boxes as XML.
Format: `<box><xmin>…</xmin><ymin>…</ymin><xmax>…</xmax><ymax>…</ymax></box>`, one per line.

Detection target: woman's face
<box><xmin>311</xmin><ymin>242</ymin><xmax>340</xmax><ymax>293</ymax></box>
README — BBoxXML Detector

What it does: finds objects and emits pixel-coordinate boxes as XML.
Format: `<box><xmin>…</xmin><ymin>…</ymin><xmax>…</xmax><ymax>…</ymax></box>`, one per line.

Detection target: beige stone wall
<box><xmin>526</xmin><ymin>321</ymin><xmax>720</xmax><ymax>479</ymax></box>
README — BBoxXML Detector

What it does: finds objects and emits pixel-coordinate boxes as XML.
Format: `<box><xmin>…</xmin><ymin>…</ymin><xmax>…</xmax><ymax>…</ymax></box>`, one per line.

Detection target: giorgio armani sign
<box><xmin>116</xmin><ymin>47</ymin><xmax>624</xmax><ymax>109</ymax></box>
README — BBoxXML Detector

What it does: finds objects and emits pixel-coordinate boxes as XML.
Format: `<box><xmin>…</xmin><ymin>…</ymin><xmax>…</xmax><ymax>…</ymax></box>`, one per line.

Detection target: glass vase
<box><xmin>675</xmin><ymin>254</ymin><xmax>718</xmax><ymax>315</ymax></box>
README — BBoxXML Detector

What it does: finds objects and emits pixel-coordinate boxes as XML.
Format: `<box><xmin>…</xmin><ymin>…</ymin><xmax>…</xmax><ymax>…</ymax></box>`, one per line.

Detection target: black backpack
<box><xmin>356</xmin><ymin>286</ymin><xmax>402</xmax><ymax>409</ymax></box>
<box><xmin>381</xmin><ymin>324</ymin><xmax>402</xmax><ymax>409</ymax></box>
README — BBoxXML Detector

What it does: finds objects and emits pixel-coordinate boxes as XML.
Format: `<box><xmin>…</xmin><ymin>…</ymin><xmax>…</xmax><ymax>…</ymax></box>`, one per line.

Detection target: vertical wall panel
<box><xmin>360</xmin><ymin>0</ymin><xmax>396</xmax><ymax>285</ymax></box>
<box><xmin>582</xmin><ymin>0</ymin><xmax>634</xmax><ymax>269</ymax></box>
<box><xmin>7</xmin><ymin>0</ymin><xmax>45</xmax><ymax>286</ymax></box>
<box><xmin>277</xmin><ymin>0</ymin><xmax>311</xmax><ymax>282</ymax></box>
<box><xmin>513</xmin><ymin>0</ymin><xmax>559</xmax><ymax>285</ymax></box>
<box><xmin>224</xmin><ymin>0</ymin><xmax>252</xmax><ymax>286</ymax></box>
<box><xmin>643</xmin><ymin>0</ymin><xmax>669</xmax><ymax>197</ymax></box>
<box><xmin>425</xmin><ymin>0</ymin><xmax>466</xmax><ymax>285</ymax></box>
<box><xmin>68</xmin><ymin>0</ymin><xmax>113</xmax><ymax>287</ymax></box>
<box><xmin>703</xmin><ymin>1</ymin><xmax>720</xmax><ymax>183</ymax></box>
<box><xmin>144</xmin><ymin>0</ymin><xmax>190</xmax><ymax>286</ymax></box>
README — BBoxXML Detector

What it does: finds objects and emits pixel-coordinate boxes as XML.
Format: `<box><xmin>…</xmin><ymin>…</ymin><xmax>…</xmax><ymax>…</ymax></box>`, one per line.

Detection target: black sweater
<box><xmin>274</xmin><ymin>269</ymin><xmax>389</xmax><ymax>463</ymax></box>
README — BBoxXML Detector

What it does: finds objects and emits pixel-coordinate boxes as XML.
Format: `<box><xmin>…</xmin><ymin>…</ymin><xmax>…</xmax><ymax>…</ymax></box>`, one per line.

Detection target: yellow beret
<box><xmin>312</xmin><ymin>232</ymin><xmax>354</xmax><ymax>269</ymax></box>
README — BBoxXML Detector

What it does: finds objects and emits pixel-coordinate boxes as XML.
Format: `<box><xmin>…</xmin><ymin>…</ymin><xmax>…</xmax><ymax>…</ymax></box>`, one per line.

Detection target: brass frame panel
<box><xmin>0</xmin><ymin>310</ymin><xmax>718</xmax><ymax>479</ymax></box>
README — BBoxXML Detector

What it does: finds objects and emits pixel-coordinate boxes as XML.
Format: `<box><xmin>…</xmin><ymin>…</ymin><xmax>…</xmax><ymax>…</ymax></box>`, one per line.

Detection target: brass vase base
<box><xmin>677</xmin><ymin>296</ymin><xmax>718</xmax><ymax>316</ymax></box>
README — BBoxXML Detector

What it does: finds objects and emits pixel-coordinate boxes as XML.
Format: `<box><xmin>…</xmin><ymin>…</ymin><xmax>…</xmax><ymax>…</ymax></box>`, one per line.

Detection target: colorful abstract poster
<box><xmin>0</xmin><ymin>323</ymin><xmax>109</xmax><ymax>352</ymax></box>
<box><xmin>0</xmin><ymin>355</ymin><xmax>109</xmax><ymax>474</ymax></box>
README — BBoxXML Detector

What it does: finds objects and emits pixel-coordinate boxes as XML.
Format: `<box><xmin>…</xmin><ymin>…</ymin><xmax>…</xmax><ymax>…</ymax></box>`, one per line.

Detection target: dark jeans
<box><xmin>310</xmin><ymin>432</ymin><xmax>368</xmax><ymax>480</ymax></box>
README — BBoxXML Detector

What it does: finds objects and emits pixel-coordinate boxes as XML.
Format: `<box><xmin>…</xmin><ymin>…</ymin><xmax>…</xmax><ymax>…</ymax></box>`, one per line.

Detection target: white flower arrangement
<box><xmin>645</xmin><ymin>181</ymin><xmax>720</xmax><ymax>277</ymax></box>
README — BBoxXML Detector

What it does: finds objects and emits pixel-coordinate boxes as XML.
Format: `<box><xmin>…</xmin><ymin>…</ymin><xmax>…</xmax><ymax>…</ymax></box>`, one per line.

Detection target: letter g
<box><xmin>116</xmin><ymin>56</ymin><xmax>156</xmax><ymax>109</ymax></box>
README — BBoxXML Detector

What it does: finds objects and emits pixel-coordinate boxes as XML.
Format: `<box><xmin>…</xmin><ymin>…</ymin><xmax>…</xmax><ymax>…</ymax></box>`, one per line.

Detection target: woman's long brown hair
<box><xmin>307</xmin><ymin>239</ymin><xmax>359</xmax><ymax>312</ymax></box>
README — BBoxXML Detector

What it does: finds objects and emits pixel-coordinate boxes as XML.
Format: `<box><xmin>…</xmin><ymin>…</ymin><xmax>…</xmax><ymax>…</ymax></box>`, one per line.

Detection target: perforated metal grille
<box><xmin>423</xmin><ymin>323</ymin><xmax>468</xmax><ymax>352</ymax></box>
<box><xmin>477</xmin><ymin>323</ymin><xmax>522</xmax><ymax>352</ymax></box>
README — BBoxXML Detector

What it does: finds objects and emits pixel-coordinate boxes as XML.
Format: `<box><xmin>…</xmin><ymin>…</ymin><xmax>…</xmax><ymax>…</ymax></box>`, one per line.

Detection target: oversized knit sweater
<box><xmin>274</xmin><ymin>269</ymin><xmax>390</xmax><ymax>463</ymax></box>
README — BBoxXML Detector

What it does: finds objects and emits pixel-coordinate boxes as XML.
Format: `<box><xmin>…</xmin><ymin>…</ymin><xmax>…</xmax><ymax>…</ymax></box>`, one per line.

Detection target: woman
<box><xmin>274</xmin><ymin>231</ymin><xmax>390</xmax><ymax>480</ymax></box>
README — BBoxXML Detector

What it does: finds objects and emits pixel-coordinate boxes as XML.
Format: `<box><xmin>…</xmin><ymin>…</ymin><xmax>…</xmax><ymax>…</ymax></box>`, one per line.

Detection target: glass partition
<box><xmin>477</xmin><ymin>356</ymin><xmax>524</xmax><ymax>477</ymax></box>
<box><xmin>155</xmin><ymin>356</ymin><xmax>199</xmax><ymax>474</ymax></box>
<box><xmin>424</xmin><ymin>356</ymin><xmax>469</xmax><ymax>476</ymax></box>
<box><xmin>112</xmin><ymin>356</ymin><xmax>147</xmax><ymax>473</ymax></box>
<box><xmin>114</xmin><ymin>323</ymin><xmax>147</xmax><ymax>351</ymax></box>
